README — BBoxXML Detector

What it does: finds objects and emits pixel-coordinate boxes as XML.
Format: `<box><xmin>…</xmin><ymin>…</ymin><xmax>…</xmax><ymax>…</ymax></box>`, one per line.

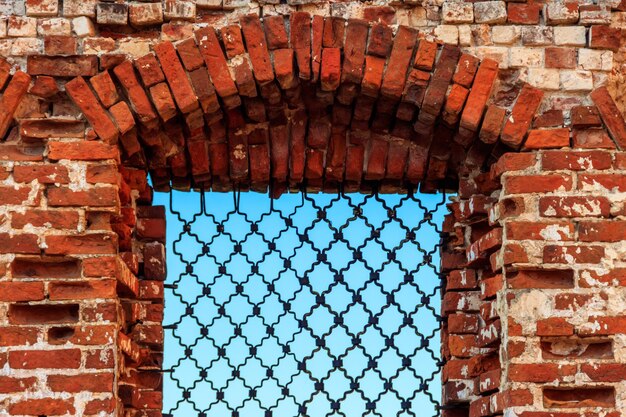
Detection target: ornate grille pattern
<box><xmin>162</xmin><ymin>189</ymin><xmax>447</xmax><ymax>417</ymax></box>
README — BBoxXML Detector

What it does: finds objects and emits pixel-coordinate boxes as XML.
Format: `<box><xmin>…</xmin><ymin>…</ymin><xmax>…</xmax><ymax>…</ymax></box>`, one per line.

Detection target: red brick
<box><xmin>320</xmin><ymin>48</ymin><xmax>341</xmax><ymax>91</ymax></box>
<box><xmin>134</xmin><ymin>53</ymin><xmax>165</xmax><ymax>88</ymax></box>
<box><xmin>508</xmin><ymin>3</ymin><xmax>542</xmax><ymax>24</ymax></box>
<box><xmin>508</xmin><ymin>269</ymin><xmax>574</xmax><ymax>289</ymax></box>
<box><xmin>571</xmin><ymin>106</ymin><xmax>602</xmax><ymax>128</ymax></box>
<box><xmin>361</xmin><ymin>55</ymin><xmax>386</xmax><ymax>97</ymax></box>
<box><xmin>579</xmin><ymin>220</ymin><xmax>626</xmax><ymax>242</ymax></box>
<box><xmin>45</xmin><ymin>233</ymin><xmax>118</xmax><ymax>255</ymax></box>
<box><xmin>340</xmin><ymin>19</ymin><xmax>368</xmax><ymax>84</ymax></box>
<box><xmin>89</xmin><ymin>70</ymin><xmax>119</xmax><ymax>108</ymax></box>
<box><xmin>273</xmin><ymin>49</ymin><xmax>296</xmax><ymax>90</ymax></box>
<box><xmin>9</xmin><ymin>349</ymin><xmax>81</xmax><ymax>369</ymax></box>
<box><xmin>65</xmin><ymin>76</ymin><xmax>119</xmax><ymax>143</ymax></box>
<box><xmin>523</xmin><ymin>128</ymin><xmax>570</xmax><ymax>149</ymax></box>
<box><xmin>290</xmin><ymin>12</ymin><xmax>312</xmax><ymax>80</ymax></box>
<box><xmin>490</xmin><ymin>152</ymin><xmax>535</xmax><ymax>178</ymax></box>
<box><xmin>539</xmin><ymin>196</ymin><xmax>610</xmax><ymax>217</ymax></box>
<box><xmin>0</xmin><ymin>71</ymin><xmax>31</xmax><ymax>139</ymax></box>
<box><xmin>112</xmin><ymin>61</ymin><xmax>158</xmax><ymax>127</ymax></box>
<box><xmin>149</xmin><ymin>82</ymin><xmax>178</xmax><ymax>122</ymax></box>
<box><xmin>195</xmin><ymin>27</ymin><xmax>239</xmax><ymax>97</ymax></box>
<box><xmin>176</xmin><ymin>38</ymin><xmax>204</xmax><ymax>71</ymax></box>
<box><xmin>542</xmin><ymin>150</ymin><xmax>611</xmax><ymax>170</ymax></box>
<box><xmin>367</xmin><ymin>23</ymin><xmax>393</xmax><ymax>58</ymax></box>
<box><xmin>414</xmin><ymin>39</ymin><xmax>438</xmax><ymax>70</ymax></box>
<box><xmin>362</xmin><ymin>6</ymin><xmax>396</xmax><ymax>25</ymax></box>
<box><xmin>188</xmin><ymin>67</ymin><xmax>220</xmax><ymax>114</ymax></box>
<box><xmin>543</xmin><ymin>245</ymin><xmax>604</xmax><ymax>264</ymax></box>
<box><xmin>27</xmin><ymin>55</ymin><xmax>97</xmax><ymax>77</ymax></box>
<box><xmin>507</xmin><ymin>221</ymin><xmax>574</xmax><ymax>241</ymax></box>
<box><xmin>154</xmin><ymin>41</ymin><xmax>199</xmax><ymax>114</ymax></box>
<box><xmin>459</xmin><ymin>59</ymin><xmax>498</xmax><ymax>132</ymax></box>
<box><xmin>0</xmin><ymin>234</ymin><xmax>39</xmax><ymax>254</ymax></box>
<box><xmin>442</xmin><ymin>84</ymin><xmax>469</xmax><ymax>126</ymax></box>
<box><xmin>109</xmin><ymin>101</ymin><xmax>135</xmax><ymax>135</ymax></box>
<box><xmin>573</xmin><ymin>129</ymin><xmax>615</xmax><ymax>149</ymax></box>
<box><xmin>0</xmin><ymin>185</ymin><xmax>38</xmax><ymax>205</ymax></box>
<box><xmin>480</xmin><ymin>105</ymin><xmax>506</xmax><ymax>143</ymax></box>
<box><xmin>322</xmin><ymin>16</ymin><xmax>345</xmax><ymax>49</ymax></box>
<box><xmin>534</xmin><ymin>109</ymin><xmax>564</xmax><ymax>128</ymax></box>
<box><xmin>241</xmin><ymin>14</ymin><xmax>274</xmax><ymax>85</ymax></box>
<box><xmin>453</xmin><ymin>54</ymin><xmax>480</xmax><ymax>89</ymax></box>
<box><xmin>48</xmin><ymin>373</ymin><xmax>114</xmax><ymax>393</ymax></box>
<box><xmin>9</xmin><ymin>399</ymin><xmax>75</xmax><ymax>416</ymax></box>
<box><xmin>48</xmin><ymin>141</ymin><xmax>119</xmax><ymax>162</ymax></box>
<box><xmin>580</xmin><ymin>316</ymin><xmax>626</xmax><ymax>335</ymax></box>
<box><xmin>264</xmin><ymin>15</ymin><xmax>288</xmax><ymax>50</ymax></box>
<box><xmin>509</xmin><ymin>363</ymin><xmax>576</xmax><ymax>382</ymax></box>
<box><xmin>220</xmin><ymin>25</ymin><xmax>245</xmax><ymax>59</ymax></box>
<box><xmin>311</xmin><ymin>15</ymin><xmax>325</xmax><ymax>83</ymax></box>
<box><xmin>545</xmin><ymin>47</ymin><xmax>576</xmax><ymax>69</ymax></box>
<box><xmin>590</xmin><ymin>25</ymin><xmax>621</xmax><ymax>52</ymax></box>
<box><xmin>0</xmin><ymin>57</ymin><xmax>10</xmax><ymax>90</ymax></box>
<box><xmin>504</xmin><ymin>174</ymin><xmax>572</xmax><ymax>194</ymax></box>
<box><xmin>581</xmin><ymin>364</ymin><xmax>626</xmax><ymax>382</ymax></box>
<box><xmin>0</xmin><ymin>376</ymin><xmax>36</xmax><ymax>393</ymax></box>
<box><xmin>422</xmin><ymin>45</ymin><xmax>461</xmax><ymax>116</ymax></box>
<box><xmin>44</xmin><ymin>35</ymin><xmax>76</xmax><ymax>55</ymax></box>
<box><xmin>12</xmin><ymin>210</ymin><xmax>79</xmax><ymax>229</ymax></box>
<box><xmin>591</xmin><ymin>87</ymin><xmax>626</xmax><ymax>149</ymax></box>
<box><xmin>380</xmin><ymin>26</ymin><xmax>417</xmax><ymax>99</ymax></box>
<box><xmin>579</xmin><ymin>173</ymin><xmax>626</xmax><ymax>192</ymax></box>
<box><xmin>537</xmin><ymin>317</ymin><xmax>574</xmax><ymax>336</ymax></box>
<box><xmin>29</xmin><ymin>75</ymin><xmax>58</xmax><ymax>98</ymax></box>
<box><xmin>501</xmin><ymin>84</ymin><xmax>544</xmax><ymax>148</ymax></box>
<box><xmin>0</xmin><ymin>281</ymin><xmax>44</xmax><ymax>302</ymax></box>
<box><xmin>49</xmin><ymin>279</ymin><xmax>116</xmax><ymax>300</ymax></box>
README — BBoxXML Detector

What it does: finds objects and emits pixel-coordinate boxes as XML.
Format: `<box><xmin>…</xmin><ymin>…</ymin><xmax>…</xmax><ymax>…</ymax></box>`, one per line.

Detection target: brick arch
<box><xmin>3</xmin><ymin>13</ymin><xmax>549</xmax><ymax>195</ymax></box>
<box><xmin>2</xmin><ymin>10</ymin><xmax>626</xmax><ymax>417</ymax></box>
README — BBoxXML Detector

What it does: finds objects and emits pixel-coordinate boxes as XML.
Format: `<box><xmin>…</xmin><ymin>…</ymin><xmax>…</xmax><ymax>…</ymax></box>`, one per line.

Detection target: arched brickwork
<box><xmin>2</xmin><ymin>5</ymin><xmax>626</xmax><ymax>417</ymax></box>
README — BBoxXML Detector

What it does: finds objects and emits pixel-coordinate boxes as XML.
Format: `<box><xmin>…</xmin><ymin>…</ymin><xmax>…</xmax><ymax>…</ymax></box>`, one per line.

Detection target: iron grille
<box><xmin>161</xmin><ymin>189</ymin><xmax>447</xmax><ymax>417</ymax></box>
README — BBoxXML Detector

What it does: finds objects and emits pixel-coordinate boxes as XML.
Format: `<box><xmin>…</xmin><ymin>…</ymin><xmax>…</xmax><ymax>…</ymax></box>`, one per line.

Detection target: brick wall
<box><xmin>1</xmin><ymin>1</ymin><xmax>626</xmax><ymax>416</ymax></box>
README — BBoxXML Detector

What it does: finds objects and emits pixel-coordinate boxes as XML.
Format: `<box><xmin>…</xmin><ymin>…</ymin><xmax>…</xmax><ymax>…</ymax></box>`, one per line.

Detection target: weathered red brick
<box><xmin>112</xmin><ymin>61</ymin><xmax>158</xmax><ymax>127</ymax></box>
<box><xmin>590</xmin><ymin>25</ymin><xmax>621</xmax><ymax>52</ymax></box>
<box><xmin>9</xmin><ymin>399</ymin><xmax>75</xmax><ymax>416</ymax></box>
<box><xmin>341</xmin><ymin>19</ymin><xmax>368</xmax><ymax>84</ymax></box>
<box><xmin>48</xmin><ymin>141</ymin><xmax>119</xmax><ymax>161</ymax></box>
<box><xmin>380</xmin><ymin>26</ymin><xmax>417</xmax><ymax>99</ymax></box>
<box><xmin>176</xmin><ymin>38</ymin><xmax>204</xmax><ymax>71</ymax></box>
<box><xmin>264</xmin><ymin>15</ymin><xmax>289</xmax><ymax>50</ymax></box>
<box><xmin>134</xmin><ymin>53</ymin><xmax>165</xmax><ymax>88</ymax></box>
<box><xmin>523</xmin><ymin>128</ymin><xmax>570</xmax><ymax>149</ymax></box>
<box><xmin>590</xmin><ymin>87</ymin><xmax>626</xmax><ymax>149</ymax></box>
<box><xmin>501</xmin><ymin>84</ymin><xmax>544</xmax><ymax>148</ymax></box>
<box><xmin>367</xmin><ymin>23</ymin><xmax>393</xmax><ymax>57</ymax></box>
<box><xmin>195</xmin><ymin>27</ymin><xmax>239</xmax><ymax>98</ymax></box>
<box><xmin>290</xmin><ymin>12</ymin><xmax>312</xmax><ymax>80</ymax></box>
<box><xmin>459</xmin><ymin>59</ymin><xmax>499</xmax><ymax>132</ymax></box>
<box><xmin>240</xmin><ymin>14</ymin><xmax>274</xmax><ymax>85</ymax></box>
<box><xmin>154</xmin><ymin>41</ymin><xmax>199</xmax><ymax>114</ymax></box>
<box><xmin>89</xmin><ymin>70</ymin><xmax>119</xmax><ymax>108</ymax></box>
<box><xmin>27</xmin><ymin>56</ymin><xmax>97</xmax><ymax>77</ymax></box>
<box><xmin>9</xmin><ymin>349</ymin><xmax>81</xmax><ymax>369</ymax></box>
<box><xmin>45</xmin><ymin>233</ymin><xmax>118</xmax><ymax>255</ymax></box>
<box><xmin>0</xmin><ymin>71</ymin><xmax>31</xmax><ymax>139</ymax></box>
<box><xmin>320</xmin><ymin>48</ymin><xmax>341</xmax><ymax>91</ymax></box>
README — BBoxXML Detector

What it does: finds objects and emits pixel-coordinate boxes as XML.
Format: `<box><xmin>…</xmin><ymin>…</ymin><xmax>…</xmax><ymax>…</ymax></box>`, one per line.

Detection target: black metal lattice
<box><xmin>163</xmin><ymin>188</ymin><xmax>447</xmax><ymax>417</ymax></box>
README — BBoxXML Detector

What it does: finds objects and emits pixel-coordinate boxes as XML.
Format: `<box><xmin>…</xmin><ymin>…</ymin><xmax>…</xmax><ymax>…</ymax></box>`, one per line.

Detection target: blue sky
<box><xmin>154</xmin><ymin>190</ymin><xmax>447</xmax><ymax>417</ymax></box>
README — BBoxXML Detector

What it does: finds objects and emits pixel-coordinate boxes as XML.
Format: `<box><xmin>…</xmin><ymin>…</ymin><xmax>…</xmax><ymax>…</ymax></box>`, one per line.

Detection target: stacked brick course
<box><xmin>0</xmin><ymin>1</ymin><xmax>626</xmax><ymax>417</ymax></box>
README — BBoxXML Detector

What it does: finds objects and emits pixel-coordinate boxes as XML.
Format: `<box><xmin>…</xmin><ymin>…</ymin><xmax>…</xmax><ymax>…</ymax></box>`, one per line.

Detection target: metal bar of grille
<box><xmin>161</xmin><ymin>188</ymin><xmax>447</xmax><ymax>417</ymax></box>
